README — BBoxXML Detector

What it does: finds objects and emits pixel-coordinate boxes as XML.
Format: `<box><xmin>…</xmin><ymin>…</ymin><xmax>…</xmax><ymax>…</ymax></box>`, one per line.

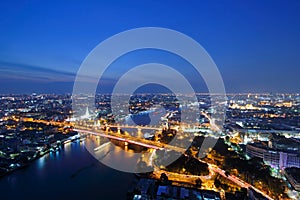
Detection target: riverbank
<box><xmin>0</xmin><ymin>134</ymin><xmax>134</xmax><ymax>200</ymax></box>
<box><xmin>0</xmin><ymin>133</ymin><xmax>83</xmax><ymax>178</ymax></box>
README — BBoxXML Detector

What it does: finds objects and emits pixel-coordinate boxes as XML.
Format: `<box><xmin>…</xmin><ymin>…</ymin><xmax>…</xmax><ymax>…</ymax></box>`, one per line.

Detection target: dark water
<box><xmin>0</xmin><ymin>110</ymin><xmax>165</xmax><ymax>200</ymax></box>
<box><xmin>0</xmin><ymin>140</ymin><xmax>134</xmax><ymax>200</ymax></box>
<box><xmin>126</xmin><ymin>109</ymin><xmax>166</xmax><ymax>126</ymax></box>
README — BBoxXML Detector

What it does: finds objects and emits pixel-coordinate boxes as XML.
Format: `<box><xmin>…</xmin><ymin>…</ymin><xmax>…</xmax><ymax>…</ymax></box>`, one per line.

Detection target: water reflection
<box><xmin>37</xmin><ymin>154</ymin><xmax>47</xmax><ymax>170</ymax></box>
<box><xmin>85</xmin><ymin>134</ymin><xmax>149</xmax><ymax>173</ymax></box>
<box><xmin>63</xmin><ymin>140</ymin><xmax>72</xmax><ymax>155</ymax></box>
<box><xmin>0</xmin><ymin>137</ymin><xmax>134</xmax><ymax>200</ymax></box>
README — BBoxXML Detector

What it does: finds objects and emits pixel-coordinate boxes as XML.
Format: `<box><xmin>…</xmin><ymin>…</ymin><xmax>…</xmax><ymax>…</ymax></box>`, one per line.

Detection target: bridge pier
<box><xmin>96</xmin><ymin>136</ymin><xmax>101</xmax><ymax>146</ymax></box>
<box><xmin>117</xmin><ymin>126</ymin><xmax>121</xmax><ymax>134</ymax></box>
<box><xmin>124</xmin><ymin>141</ymin><xmax>128</xmax><ymax>151</ymax></box>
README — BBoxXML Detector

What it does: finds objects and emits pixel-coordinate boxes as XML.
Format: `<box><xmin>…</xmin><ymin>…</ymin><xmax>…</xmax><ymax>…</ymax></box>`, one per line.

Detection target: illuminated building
<box><xmin>246</xmin><ymin>142</ymin><xmax>300</xmax><ymax>169</ymax></box>
<box><xmin>81</xmin><ymin>107</ymin><xmax>92</xmax><ymax>120</ymax></box>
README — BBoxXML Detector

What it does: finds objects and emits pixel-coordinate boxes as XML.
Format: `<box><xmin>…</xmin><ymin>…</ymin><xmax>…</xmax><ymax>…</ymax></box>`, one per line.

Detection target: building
<box><xmin>130</xmin><ymin>178</ymin><xmax>221</xmax><ymax>200</ymax></box>
<box><xmin>156</xmin><ymin>186</ymin><xmax>221</xmax><ymax>200</ymax></box>
<box><xmin>284</xmin><ymin>167</ymin><xmax>300</xmax><ymax>191</ymax></box>
<box><xmin>246</xmin><ymin>142</ymin><xmax>267</xmax><ymax>158</ymax></box>
<box><xmin>246</xmin><ymin>142</ymin><xmax>300</xmax><ymax>169</ymax></box>
<box><xmin>80</xmin><ymin>107</ymin><xmax>92</xmax><ymax>120</ymax></box>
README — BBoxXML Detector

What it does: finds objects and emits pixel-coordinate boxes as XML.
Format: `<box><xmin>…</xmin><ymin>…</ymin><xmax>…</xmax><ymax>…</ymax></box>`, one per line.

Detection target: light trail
<box><xmin>25</xmin><ymin>118</ymin><xmax>274</xmax><ymax>200</ymax></box>
<box><xmin>208</xmin><ymin>164</ymin><xmax>274</xmax><ymax>200</ymax></box>
<box><xmin>74</xmin><ymin>128</ymin><xmax>162</xmax><ymax>150</ymax></box>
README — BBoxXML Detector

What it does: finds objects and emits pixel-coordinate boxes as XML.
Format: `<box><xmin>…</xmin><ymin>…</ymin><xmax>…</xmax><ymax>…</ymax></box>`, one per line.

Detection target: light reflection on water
<box><xmin>85</xmin><ymin>134</ymin><xmax>146</xmax><ymax>172</ymax></box>
<box><xmin>37</xmin><ymin>153</ymin><xmax>47</xmax><ymax>170</ymax></box>
<box><xmin>63</xmin><ymin>140</ymin><xmax>72</xmax><ymax>155</ymax></box>
<box><xmin>0</xmin><ymin>136</ymin><xmax>134</xmax><ymax>200</ymax></box>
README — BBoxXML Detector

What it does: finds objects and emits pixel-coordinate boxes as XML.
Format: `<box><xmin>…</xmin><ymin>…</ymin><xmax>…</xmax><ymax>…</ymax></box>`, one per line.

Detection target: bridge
<box><xmin>75</xmin><ymin>128</ymin><xmax>163</xmax><ymax>150</ymax></box>
<box><xmin>88</xmin><ymin>123</ymin><xmax>215</xmax><ymax>136</ymax></box>
<box><xmin>107</xmin><ymin>124</ymin><xmax>161</xmax><ymax>131</ymax></box>
<box><xmin>75</xmin><ymin>127</ymin><xmax>273</xmax><ymax>200</ymax></box>
<box><xmin>21</xmin><ymin>117</ymin><xmax>274</xmax><ymax>200</ymax></box>
<box><xmin>74</xmin><ymin>126</ymin><xmax>186</xmax><ymax>153</ymax></box>
<box><xmin>21</xmin><ymin>117</ymin><xmax>215</xmax><ymax>136</ymax></box>
<box><xmin>102</xmin><ymin>124</ymin><xmax>161</xmax><ymax>138</ymax></box>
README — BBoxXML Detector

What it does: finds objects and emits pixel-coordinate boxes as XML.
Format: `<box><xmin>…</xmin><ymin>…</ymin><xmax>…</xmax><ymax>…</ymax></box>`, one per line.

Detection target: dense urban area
<box><xmin>0</xmin><ymin>93</ymin><xmax>299</xmax><ymax>200</ymax></box>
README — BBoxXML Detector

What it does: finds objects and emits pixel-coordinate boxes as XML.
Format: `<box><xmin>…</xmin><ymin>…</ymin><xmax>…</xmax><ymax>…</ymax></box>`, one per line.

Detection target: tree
<box><xmin>214</xmin><ymin>178</ymin><xmax>221</xmax><ymax>188</ymax></box>
<box><xmin>160</xmin><ymin>173</ymin><xmax>169</xmax><ymax>185</ymax></box>
<box><xmin>195</xmin><ymin>178</ymin><xmax>202</xmax><ymax>188</ymax></box>
<box><xmin>225</xmin><ymin>136</ymin><xmax>230</xmax><ymax>143</ymax></box>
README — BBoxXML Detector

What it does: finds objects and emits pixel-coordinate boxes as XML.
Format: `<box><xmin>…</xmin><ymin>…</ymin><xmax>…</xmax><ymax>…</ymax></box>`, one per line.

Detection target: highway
<box><xmin>74</xmin><ymin>126</ymin><xmax>189</xmax><ymax>153</ymax></box>
<box><xmin>207</xmin><ymin>164</ymin><xmax>274</xmax><ymax>200</ymax></box>
<box><xmin>76</xmin><ymin>127</ymin><xmax>274</xmax><ymax>199</ymax></box>
<box><xmin>200</xmin><ymin>111</ymin><xmax>221</xmax><ymax>133</ymax></box>
<box><xmin>74</xmin><ymin>128</ymin><xmax>163</xmax><ymax>150</ymax></box>
<box><xmin>107</xmin><ymin>124</ymin><xmax>160</xmax><ymax>130</ymax></box>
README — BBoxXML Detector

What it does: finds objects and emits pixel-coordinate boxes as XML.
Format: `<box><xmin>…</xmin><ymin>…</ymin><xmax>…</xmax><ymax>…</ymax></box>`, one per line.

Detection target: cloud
<box><xmin>0</xmin><ymin>61</ymin><xmax>77</xmax><ymax>82</ymax></box>
<box><xmin>0</xmin><ymin>61</ymin><xmax>120</xmax><ymax>93</ymax></box>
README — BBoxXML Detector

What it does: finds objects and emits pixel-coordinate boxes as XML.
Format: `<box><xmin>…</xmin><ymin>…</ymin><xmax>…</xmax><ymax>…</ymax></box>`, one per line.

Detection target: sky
<box><xmin>0</xmin><ymin>0</ymin><xmax>299</xmax><ymax>94</ymax></box>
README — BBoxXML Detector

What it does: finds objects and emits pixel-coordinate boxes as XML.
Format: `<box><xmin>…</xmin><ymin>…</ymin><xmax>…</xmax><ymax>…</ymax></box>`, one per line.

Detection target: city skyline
<box><xmin>1</xmin><ymin>1</ymin><xmax>300</xmax><ymax>200</ymax></box>
<box><xmin>0</xmin><ymin>93</ymin><xmax>299</xmax><ymax>199</ymax></box>
<box><xmin>0</xmin><ymin>1</ymin><xmax>300</xmax><ymax>94</ymax></box>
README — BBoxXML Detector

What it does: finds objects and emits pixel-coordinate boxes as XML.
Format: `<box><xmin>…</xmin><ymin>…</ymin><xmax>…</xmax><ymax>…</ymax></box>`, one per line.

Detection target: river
<box><xmin>0</xmin><ymin>138</ymin><xmax>135</xmax><ymax>200</ymax></box>
<box><xmin>0</xmin><ymin>110</ymin><xmax>166</xmax><ymax>200</ymax></box>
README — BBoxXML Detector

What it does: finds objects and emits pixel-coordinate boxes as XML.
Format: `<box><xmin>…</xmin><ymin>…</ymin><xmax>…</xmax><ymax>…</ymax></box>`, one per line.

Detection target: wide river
<box><xmin>0</xmin><ymin>138</ymin><xmax>136</xmax><ymax>200</ymax></box>
<box><xmin>0</xmin><ymin>110</ymin><xmax>166</xmax><ymax>200</ymax></box>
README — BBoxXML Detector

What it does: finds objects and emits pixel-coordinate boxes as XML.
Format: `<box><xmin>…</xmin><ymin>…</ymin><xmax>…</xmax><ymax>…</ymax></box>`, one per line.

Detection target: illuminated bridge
<box><xmin>22</xmin><ymin>118</ymin><xmax>274</xmax><ymax>200</ymax></box>
<box><xmin>106</xmin><ymin>124</ymin><xmax>161</xmax><ymax>131</ymax></box>
<box><xmin>74</xmin><ymin>126</ymin><xmax>186</xmax><ymax>153</ymax></box>
<box><xmin>75</xmin><ymin>127</ymin><xmax>273</xmax><ymax>200</ymax></box>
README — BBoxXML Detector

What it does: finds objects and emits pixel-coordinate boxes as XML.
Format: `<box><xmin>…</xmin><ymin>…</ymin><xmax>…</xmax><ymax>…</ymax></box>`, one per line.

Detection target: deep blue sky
<box><xmin>0</xmin><ymin>0</ymin><xmax>299</xmax><ymax>94</ymax></box>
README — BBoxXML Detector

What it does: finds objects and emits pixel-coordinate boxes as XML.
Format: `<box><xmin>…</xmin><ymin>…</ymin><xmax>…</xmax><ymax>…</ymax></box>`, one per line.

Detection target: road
<box><xmin>207</xmin><ymin>164</ymin><xmax>274</xmax><ymax>200</ymax></box>
<box><xmin>77</xmin><ymin>127</ymin><xmax>274</xmax><ymax>200</ymax></box>
<box><xmin>201</xmin><ymin>111</ymin><xmax>221</xmax><ymax>133</ymax></box>
<box><xmin>74</xmin><ymin>128</ymin><xmax>163</xmax><ymax>150</ymax></box>
<box><xmin>24</xmin><ymin>118</ymin><xmax>274</xmax><ymax>200</ymax></box>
